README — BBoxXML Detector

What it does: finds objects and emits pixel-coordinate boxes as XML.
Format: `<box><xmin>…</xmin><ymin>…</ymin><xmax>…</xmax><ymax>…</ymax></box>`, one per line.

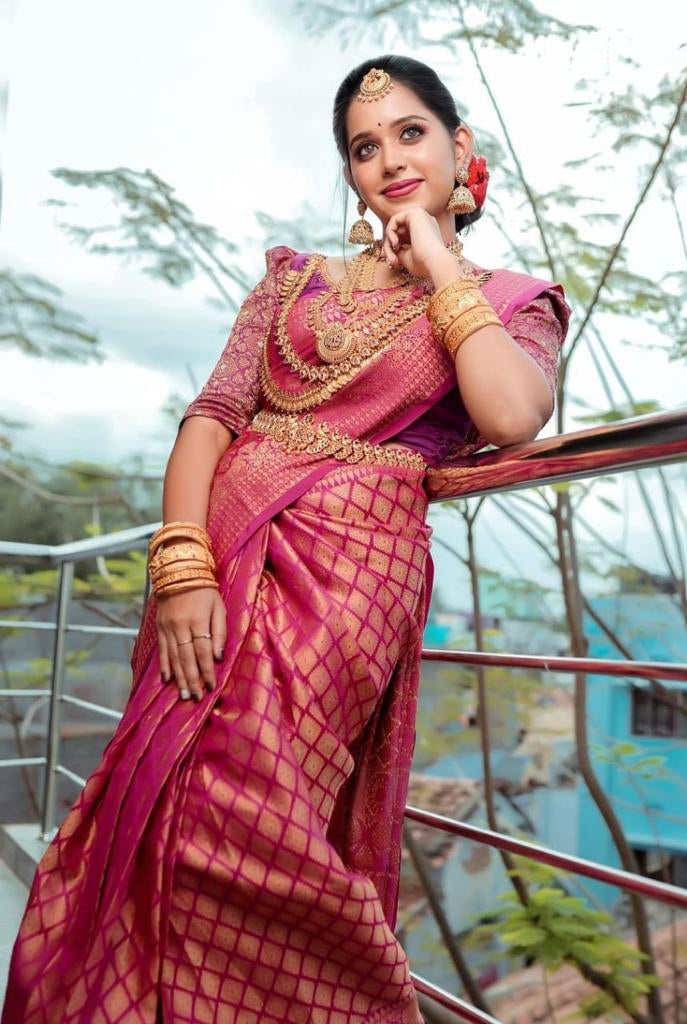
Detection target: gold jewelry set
<box><xmin>260</xmin><ymin>247</ymin><xmax>435</xmax><ymax>414</ymax></box>
<box><xmin>260</xmin><ymin>234</ymin><xmax>482</xmax><ymax>414</ymax></box>
<box><xmin>148</xmin><ymin>522</ymin><xmax>218</xmax><ymax>599</ymax></box>
<box><xmin>254</xmin><ymin>68</ymin><xmax>496</xmax><ymax>467</ymax></box>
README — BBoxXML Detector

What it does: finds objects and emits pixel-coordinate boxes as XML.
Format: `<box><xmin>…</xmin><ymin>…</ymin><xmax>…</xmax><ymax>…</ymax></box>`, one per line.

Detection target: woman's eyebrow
<box><xmin>349</xmin><ymin>114</ymin><xmax>429</xmax><ymax>151</ymax></box>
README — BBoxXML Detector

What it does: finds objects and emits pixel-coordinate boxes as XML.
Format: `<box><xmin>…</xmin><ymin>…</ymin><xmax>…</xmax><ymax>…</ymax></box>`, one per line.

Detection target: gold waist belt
<box><xmin>250</xmin><ymin>409</ymin><xmax>427</xmax><ymax>472</ymax></box>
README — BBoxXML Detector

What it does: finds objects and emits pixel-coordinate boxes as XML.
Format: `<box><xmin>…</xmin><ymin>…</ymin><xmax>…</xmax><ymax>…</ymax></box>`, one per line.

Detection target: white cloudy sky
<box><xmin>1</xmin><ymin>0</ymin><xmax>686</xmax><ymax>588</ymax></box>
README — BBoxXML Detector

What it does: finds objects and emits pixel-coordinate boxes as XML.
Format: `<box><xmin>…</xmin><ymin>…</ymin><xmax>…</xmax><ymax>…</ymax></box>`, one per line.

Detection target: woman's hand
<box><xmin>381</xmin><ymin>206</ymin><xmax>456</xmax><ymax>281</ymax></box>
<box><xmin>156</xmin><ymin>587</ymin><xmax>227</xmax><ymax>701</ymax></box>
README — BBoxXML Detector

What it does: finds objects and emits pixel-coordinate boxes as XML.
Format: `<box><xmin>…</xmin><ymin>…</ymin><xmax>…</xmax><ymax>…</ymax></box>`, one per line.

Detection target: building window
<box><xmin>632</xmin><ymin>847</ymin><xmax>687</xmax><ymax>887</ymax></box>
<box><xmin>631</xmin><ymin>687</ymin><xmax>687</xmax><ymax>738</ymax></box>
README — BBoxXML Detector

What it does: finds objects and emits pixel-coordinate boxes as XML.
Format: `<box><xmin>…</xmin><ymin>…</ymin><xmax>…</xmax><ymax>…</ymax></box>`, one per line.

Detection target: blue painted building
<box><xmin>579</xmin><ymin>594</ymin><xmax>687</xmax><ymax>907</ymax></box>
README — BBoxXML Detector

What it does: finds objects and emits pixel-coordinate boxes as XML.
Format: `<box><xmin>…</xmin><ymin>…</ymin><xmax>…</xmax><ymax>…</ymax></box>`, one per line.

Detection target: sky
<box><xmin>1</xmin><ymin>0</ymin><xmax>686</xmax><ymax>593</ymax></box>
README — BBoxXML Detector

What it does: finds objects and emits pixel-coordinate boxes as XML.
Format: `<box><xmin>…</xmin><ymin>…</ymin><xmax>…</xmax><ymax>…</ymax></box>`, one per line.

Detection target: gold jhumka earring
<box><xmin>348</xmin><ymin>198</ymin><xmax>375</xmax><ymax>245</ymax></box>
<box><xmin>446</xmin><ymin>163</ymin><xmax>477</xmax><ymax>215</ymax></box>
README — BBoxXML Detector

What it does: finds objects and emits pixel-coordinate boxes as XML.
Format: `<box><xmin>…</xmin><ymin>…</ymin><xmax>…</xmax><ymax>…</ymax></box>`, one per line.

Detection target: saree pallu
<box><xmin>2</xmin><ymin>460</ymin><xmax>431</xmax><ymax>1024</ymax></box>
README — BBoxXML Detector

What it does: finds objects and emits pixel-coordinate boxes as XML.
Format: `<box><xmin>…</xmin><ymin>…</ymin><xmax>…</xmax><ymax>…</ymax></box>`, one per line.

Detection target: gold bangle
<box><xmin>148</xmin><ymin>541</ymin><xmax>215</xmax><ymax>575</ymax></box>
<box><xmin>156</xmin><ymin>579</ymin><xmax>219</xmax><ymax>597</ymax></box>
<box><xmin>153</xmin><ymin>566</ymin><xmax>216</xmax><ymax>585</ymax></box>
<box><xmin>151</xmin><ymin>567</ymin><xmax>216</xmax><ymax>596</ymax></box>
<box><xmin>149</xmin><ymin>522</ymin><xmax>212</xmax><ymax>560</ymax></box>
<box><xmin>440</xmin><ymin>301</ymin><xmax>496</xmax><ymax>343</ymax></box>
<box><xmin>427</xmin><ymin>276</ymin><xmax>477</xmax><ymax>312</ymax></box>
<box><xmin>443</xmin><ymin>308</ymin><xmax>502</xmax><ymax>358</ymax></box>
<box><xmin>427</xmin><ymin>280</ymin><xmax>489</xmax><ymax>339</ymax></box>
<box><xmin>150</xmin><ymin>560</ymin><xmax>214</xmax><ymax>584</ymax></box>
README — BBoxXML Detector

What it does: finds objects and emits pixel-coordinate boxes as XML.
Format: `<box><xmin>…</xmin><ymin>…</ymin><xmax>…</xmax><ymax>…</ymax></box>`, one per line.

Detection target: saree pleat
<box><xmin>2</xmin><ymin>463</ymin><xmax>431</xmax><ymax>1024</ymax></box>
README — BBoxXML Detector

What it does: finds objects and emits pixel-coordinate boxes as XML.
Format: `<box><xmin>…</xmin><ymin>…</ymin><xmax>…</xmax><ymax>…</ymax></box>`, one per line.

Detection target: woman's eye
<box><xmin>355</xmin><ymin>124</ymin><xmax>423</xmax><ymax>158</ymax></box>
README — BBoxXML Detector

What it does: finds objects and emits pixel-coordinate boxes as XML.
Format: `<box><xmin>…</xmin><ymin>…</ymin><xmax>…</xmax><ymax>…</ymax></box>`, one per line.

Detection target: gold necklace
<box><xmin>309</xmin><ymin>240</ymin><xmax>467</xmax><ymax>365</ymax></box>
<box><xmin>364</xmin><ymin>238</ymin><xmax>492</xmax><ymax>289</ymax></box>
<box><xmin>260</xmin><ymin>257</ymin><xmax>429</xmax><ymax>413</ymax></box>
<box><xmin>279</xmin><ymin>255</ymin><xmax>428</xmax><ymax>384</ymax></box>
<box><xmin>307</xmin><ymin>259</ymin><xmax>416</xmax><ymax>370</ymax></box>
<box><xmin>259</xmin><ymin>238</ymin><xmax>492</xmax><ymax>414</ymax></box>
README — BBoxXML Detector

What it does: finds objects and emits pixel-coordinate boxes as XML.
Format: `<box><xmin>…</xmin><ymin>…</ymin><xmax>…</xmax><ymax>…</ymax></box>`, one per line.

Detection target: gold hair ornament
<box><xmin>356</xmin><ymin>67</ymin><xmax>394</xmax><ymax>103</ymax></box>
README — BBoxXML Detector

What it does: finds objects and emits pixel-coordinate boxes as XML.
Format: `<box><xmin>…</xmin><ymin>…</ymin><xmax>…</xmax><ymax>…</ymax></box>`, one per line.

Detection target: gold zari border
<box><xmin>251</xmin><ymin>410</ymin><xmax>427</xmax><ymax>471</ymax></box>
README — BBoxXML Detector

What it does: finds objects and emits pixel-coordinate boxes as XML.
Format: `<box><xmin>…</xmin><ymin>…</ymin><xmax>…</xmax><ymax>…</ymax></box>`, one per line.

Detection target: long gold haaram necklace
<box><xmin>259</xmin><ymin>239</ymin><xmax>491</xmax><ymax>414</ymax></box>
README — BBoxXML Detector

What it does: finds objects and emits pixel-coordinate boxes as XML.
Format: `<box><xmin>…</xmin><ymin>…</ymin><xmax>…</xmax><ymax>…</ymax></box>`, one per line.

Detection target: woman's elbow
<box><xmin>482</xmin><ymin>406</ymin><xmax>551</xmax><ymax>448</ymax></box>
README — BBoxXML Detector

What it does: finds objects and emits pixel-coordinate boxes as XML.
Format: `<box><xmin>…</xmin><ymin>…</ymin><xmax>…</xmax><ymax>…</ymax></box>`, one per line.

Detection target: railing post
<box><xmin>40</xmin><ymin>560</ymin><xmax>74</xmax><ymax>840</ymax></box>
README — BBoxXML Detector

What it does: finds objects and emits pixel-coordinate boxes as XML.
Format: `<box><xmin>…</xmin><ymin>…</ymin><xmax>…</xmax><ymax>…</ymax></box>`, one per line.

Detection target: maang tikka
<box><xmin>447</xmin><ymin>163</ymin><xmax>477</xmax><ymax>215</ymax></box>
<box><xmin>348</xmin><ymin>198</ymin><xmax>375</xmax><ymax>245</ymax></box>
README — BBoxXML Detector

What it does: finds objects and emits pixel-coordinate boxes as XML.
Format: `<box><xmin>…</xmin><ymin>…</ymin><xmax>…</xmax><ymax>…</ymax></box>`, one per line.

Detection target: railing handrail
<box><xmin>425</xmin><ymin>404</ymin><xmax>687</xmax><ymax>500</ymax></box>
<box><xmin>422</xmin><ymin>648</ymin><xmax>687</xmax><ymax>682</ymax></box>
<box><xmin>0</xmin><ymin>521</ymin><xmax>161</xmax><ymax>563</ymax></box>
<box><xmin>1</xmin><ymin>406</ymin><xmax>686</xmax><ymax>563</ymax></box>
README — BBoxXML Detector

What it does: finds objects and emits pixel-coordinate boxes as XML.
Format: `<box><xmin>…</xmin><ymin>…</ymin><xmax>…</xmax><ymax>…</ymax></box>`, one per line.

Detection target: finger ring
<box><xmin>192</xmin><ymin>633</ymin><xmax>212</xmax><ymax>640</ymax></box>
<box><xmin>177</xmin><ymin>638</ymin><xmax>194</xmax><ymax>646</ymax></box>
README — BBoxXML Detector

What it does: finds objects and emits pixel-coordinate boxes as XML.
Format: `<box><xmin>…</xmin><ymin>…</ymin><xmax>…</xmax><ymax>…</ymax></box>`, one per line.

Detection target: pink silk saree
<box><xmin>2</xmin><ymin>246</ymin><xmax>569</xmax><ymax>1024</ymax></box>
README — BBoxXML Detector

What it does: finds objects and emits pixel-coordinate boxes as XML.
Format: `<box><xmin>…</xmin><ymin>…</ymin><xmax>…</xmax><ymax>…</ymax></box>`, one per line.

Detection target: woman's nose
<box><xmin>381</xmin><ymin>146</ymin><xmax>407</xmax><ymax>176</ymax></box>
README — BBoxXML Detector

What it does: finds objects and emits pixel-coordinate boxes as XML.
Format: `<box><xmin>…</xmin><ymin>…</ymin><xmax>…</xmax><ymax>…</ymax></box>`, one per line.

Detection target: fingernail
<box><xmin>207</xmin><ymin>681</ymin><xmax>215</xmax><ymax>692</ymax></box>
<box><xmin>179</xmin><ymin>688</ymin><xmax>191</xmax><ymax>700</ymax></box>
<box><xmin>192</xmin><ymin>692</ymin><xmax>201</xmax><ymax>703</ymax></box>
<box><xmin>219</xmin><ymin>648</ymin><xmax>224</xmax><ymax>659</ymax></box>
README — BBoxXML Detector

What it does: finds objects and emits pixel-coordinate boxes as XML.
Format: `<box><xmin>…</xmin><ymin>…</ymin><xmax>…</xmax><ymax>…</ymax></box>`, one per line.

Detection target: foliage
<box><xmin>464</xmin><ymin>856</ymin><xmax>661</xmax><ymax>1020</ymax></box>
<box><xmin>590</xmin><ymin>741</ymin><xmax>667</xmax><ymax>782</ymax></box>
<box><xmin>0</xmin><ymin>267</ymin><xmax>100</xmax><ymax>363</ymax></box>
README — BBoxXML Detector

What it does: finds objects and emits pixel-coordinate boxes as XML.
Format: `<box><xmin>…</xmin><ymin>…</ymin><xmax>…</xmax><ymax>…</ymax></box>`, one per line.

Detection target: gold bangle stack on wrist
<box><xmin>427</xmin><ymin>278</ymin><xmax>502</xmax><ymax>359</ymax></box>
<box><xmin>148</xmin><ymin>521</ymin><xmax>218</xmax><ymax>598</ymax></box>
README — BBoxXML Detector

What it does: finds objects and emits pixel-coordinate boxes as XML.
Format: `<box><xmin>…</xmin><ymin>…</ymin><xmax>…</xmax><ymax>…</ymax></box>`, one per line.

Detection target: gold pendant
<box><xmin>315</xmin><ymin>323</ymin><xmax>356</xmax><ymax>363</ymax></box>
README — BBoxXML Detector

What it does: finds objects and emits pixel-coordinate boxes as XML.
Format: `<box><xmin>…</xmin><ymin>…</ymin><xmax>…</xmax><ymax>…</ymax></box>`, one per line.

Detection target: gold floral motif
<box><xmin>251</xmin><ymin>410</ymin><xmax>427</xmax><ymax>472</ymax></box>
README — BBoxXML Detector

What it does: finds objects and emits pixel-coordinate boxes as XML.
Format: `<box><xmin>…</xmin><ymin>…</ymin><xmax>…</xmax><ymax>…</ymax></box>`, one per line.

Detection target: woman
<box><xmin>2</xmin><ymin>55</ymin><xmax>569</xmax><ymax>1024</ymax></box>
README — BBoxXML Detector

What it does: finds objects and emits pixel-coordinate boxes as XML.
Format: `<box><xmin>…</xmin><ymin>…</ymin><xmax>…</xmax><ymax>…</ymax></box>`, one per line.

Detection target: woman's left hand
<box><xmin>381</xmin><ymin>207</ymin><xmax>451</xmax><ymax>280</ymax></box>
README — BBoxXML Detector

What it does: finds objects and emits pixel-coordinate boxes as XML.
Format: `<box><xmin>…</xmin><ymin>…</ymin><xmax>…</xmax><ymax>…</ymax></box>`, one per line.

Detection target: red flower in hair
<box><xmin>466</xmin><ymin>155</ymin><xmax>489</xmax><ymax>209</ymax></box>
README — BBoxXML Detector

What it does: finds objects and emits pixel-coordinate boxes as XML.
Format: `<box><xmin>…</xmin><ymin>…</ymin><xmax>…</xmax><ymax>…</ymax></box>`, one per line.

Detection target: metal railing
<box><xmin>0</xmin><ymin>523</ymin><xmax>157</xmax><ymax>836</ymax></box>
<box><xmin>2</xmin><ymin>406</ymin><xmax>687</xmax><ymax>1023</ymax></box>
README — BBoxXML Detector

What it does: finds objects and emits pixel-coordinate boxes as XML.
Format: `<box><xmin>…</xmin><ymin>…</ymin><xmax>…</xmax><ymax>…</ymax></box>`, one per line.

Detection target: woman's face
<box><xmin>344</xmin><ymin>80</ymin><xmax>472</xmax><ymax>228</ymax></box>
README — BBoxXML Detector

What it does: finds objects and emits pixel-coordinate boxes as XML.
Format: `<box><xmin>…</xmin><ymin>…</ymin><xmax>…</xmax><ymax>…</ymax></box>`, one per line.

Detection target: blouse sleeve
<box><xmin>180</xmin><ymin>245</ymin><xmax>295</xmax><ymax>436</ymax></box>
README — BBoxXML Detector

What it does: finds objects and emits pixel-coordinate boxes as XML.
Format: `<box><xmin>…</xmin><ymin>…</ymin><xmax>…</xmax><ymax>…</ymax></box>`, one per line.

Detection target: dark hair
<box><xmin>332</xmin><ymin>54</ymin><xmax>483</xmax><ymax>234</ymax></box>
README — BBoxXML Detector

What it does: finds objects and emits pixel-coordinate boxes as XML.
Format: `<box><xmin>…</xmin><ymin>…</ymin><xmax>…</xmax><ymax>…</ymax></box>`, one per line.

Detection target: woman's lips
<box><xmin>382</xmin><ymin>179</ymin><xmax>422</xmax><ymax>198</ymax></box>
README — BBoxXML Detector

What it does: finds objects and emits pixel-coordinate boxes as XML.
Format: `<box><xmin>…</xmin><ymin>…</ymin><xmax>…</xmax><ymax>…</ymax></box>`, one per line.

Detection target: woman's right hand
<box><xmin>156</xmin><ymin>587</ymin><xmax>227</xmax><ymax>701</ymax></box>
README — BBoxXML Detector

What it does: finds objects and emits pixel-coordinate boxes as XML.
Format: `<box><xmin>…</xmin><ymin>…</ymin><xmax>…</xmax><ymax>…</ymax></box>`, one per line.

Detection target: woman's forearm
<box><xmin>453</xmin><ymin>324</ymin><xmax>552</xmax><ymax>446</ymax></box>
<box><xmin>162</xmin><ymin>416</ymin><xmax>233</xmax><ymax>526</ymax></box>
<box><xmin>428</xmin><ymin>250</ymin><xmax>553</xmax><ymax>447</ymax></box>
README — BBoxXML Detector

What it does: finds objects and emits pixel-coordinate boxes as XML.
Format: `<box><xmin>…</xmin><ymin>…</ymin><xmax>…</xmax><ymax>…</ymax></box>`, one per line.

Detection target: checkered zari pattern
<box><xmin>2</xmin><ymin>464</ymin><xmax>431</xmax><ymax>1024</ymax></box>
